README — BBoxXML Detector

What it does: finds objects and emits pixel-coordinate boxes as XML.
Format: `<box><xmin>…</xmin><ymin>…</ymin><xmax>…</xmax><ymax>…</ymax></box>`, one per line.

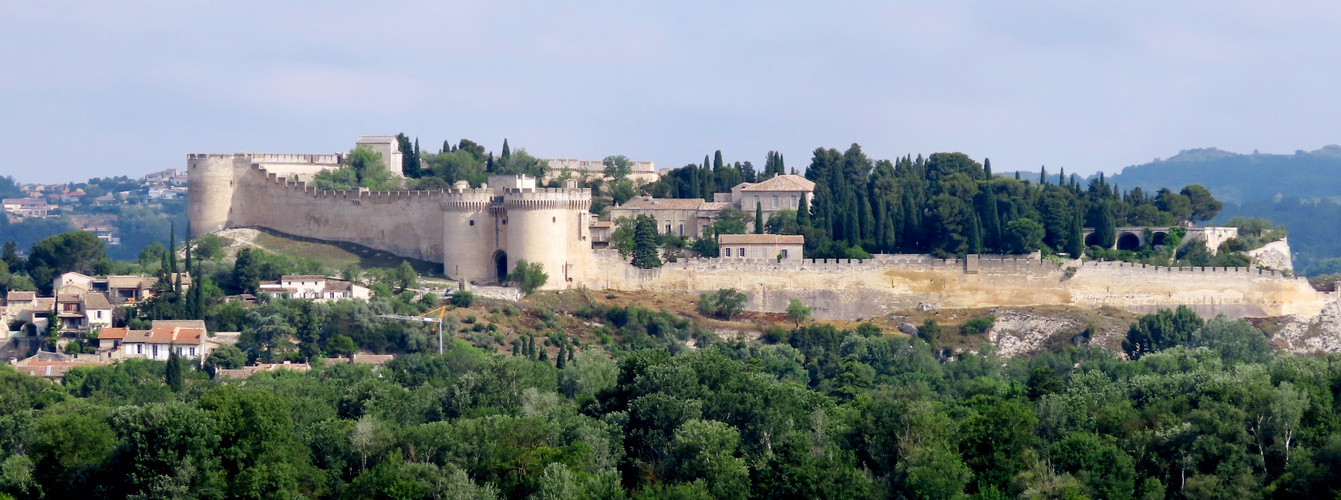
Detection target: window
<box><xmin>724</xmin><ymin>248</ymin><xmax>732</xmax><ymax>257</ymax></box>
<box><xmin>739</xmin><ymin>248</ymin><xmax>746</xmax><ymax>257</ymax></box>
<box><xmin>772</xmin><ymin>196</ymin><xmax>778</xmax><ymax>208</ymax></box>
<box><xmin>791</xmin><ymin>196</ymin><xmax>797</xmax><ymax>208</ymax></box>
<box><xmin>152</xmin><ymin>345</ymin><xmax>158</xmax><ymax>357</ymax></box>
<box><xmin>754</xmin><ymin>195</ymin><xmax>760</xmax><ymax>205</ymax></box>
<box><xmin>469</xmin><ymin>220</ymin><xmax>475</xmax><ymax>226</ymax></box>
<box><xmin>552</xmin><ymin>216</ymin><xmax>556</xmax><ymax>223</ymax></box>
<box><xmin>665</xmin><ymin>224</ymin><xmax>672</xmax><ymax>234</ymax></box>
<box><xmin>780</xmin><ymin>249</ymin><xmax>788</xmax><ymax>259</ymax></box>
<box><xmin>678</xmin><ymin>223</ymin><xmax>684</xmax><ymax>236</ymax></box>
<box><xmin>190</xmin><ymin>347</ymin><xmax>196</xmax><ymax>357</ymax></box>
<box><xmin>136</xmin><ymin>344</ymin><xmax>142</xmax><ymax>354</ymax></box>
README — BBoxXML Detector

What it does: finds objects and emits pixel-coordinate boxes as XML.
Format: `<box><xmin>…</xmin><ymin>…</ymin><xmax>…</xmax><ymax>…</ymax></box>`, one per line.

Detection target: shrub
<box><xmin>919</xmin><ymin>319</ymin><xmax>942</xmax><ymax>345</ymax></box>
<box><xmin>962</xmin><ymin>315</ymin><xmax>996</xmax><ymax>335</ymax></box>
<box><xmin>451</xmin><ymin>291</ymin><xmax>475</xmax><ymax>307</ymax></box>
<box><xmin>763</xmin><ymin>326</ymin><xmax>789</xmax><ymax>344</ymax></box>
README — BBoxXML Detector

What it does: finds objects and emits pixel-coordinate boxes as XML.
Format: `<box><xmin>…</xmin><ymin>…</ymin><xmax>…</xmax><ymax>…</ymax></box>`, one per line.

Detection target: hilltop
<box><xmin>1103</xmin><ymin>145</ymin><xmax>1341</xmax><ymax>204</ymax></box>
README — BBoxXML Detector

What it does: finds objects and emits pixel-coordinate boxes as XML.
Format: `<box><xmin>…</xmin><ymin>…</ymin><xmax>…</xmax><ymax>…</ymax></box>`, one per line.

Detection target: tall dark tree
<box><xmin>754</xmin><ymin>202</ymin><xmax>764</xmax><ymax>234</ymax></box>
<box><xmin>501</xmin><ymin>138</ymin><xmax>511</xmax><ymax>158</ymax></box>
<box><xmin>631</xmin><ymin>215</ymin><xmax>663</xmax><ymax>269</ymax></box>
<box><xmin>165</xmin><ymin>349</ymin><xmax>183</xmax><ymax>392</ymax></box>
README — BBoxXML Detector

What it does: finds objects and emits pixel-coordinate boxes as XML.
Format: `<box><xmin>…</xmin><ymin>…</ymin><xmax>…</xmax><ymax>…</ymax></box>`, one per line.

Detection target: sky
<box><xmin>2</xmin><ymin>1</ymin><xmax>1340</xmax><ymax>183</ymax></box>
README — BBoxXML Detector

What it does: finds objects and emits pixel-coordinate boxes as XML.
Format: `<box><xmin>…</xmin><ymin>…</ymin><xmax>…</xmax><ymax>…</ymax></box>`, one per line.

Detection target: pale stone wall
<box><xmin>227</xmin><ymin>164</ymin><xmax>445</xmax><ymax>263</ymax></box>
<box><xmin>584</xmin><ymin>252</ymin><xmax>1330</xmax><ymax>320</ymax></box>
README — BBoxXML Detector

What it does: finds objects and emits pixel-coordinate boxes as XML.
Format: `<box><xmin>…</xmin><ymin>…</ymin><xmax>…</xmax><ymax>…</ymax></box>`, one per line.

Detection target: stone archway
<box><xmin>1084</xmin><ymin>231</ymin><xmax>1104</xmax><ymax>247</ymax></box>
<box><xmin>1151</xmin><ymin>231</ymin><xmax>1168</xmax><ymax>247</ymax></box>
<box><xmin>1117</xmin><ymin>233</ymin><xmax>1141</xmax><ymax>251</ymax></box>
<box><xmin>493</xmin><ymin>251</ymin><xmax>508</xmax><ymax>283</ymax></box>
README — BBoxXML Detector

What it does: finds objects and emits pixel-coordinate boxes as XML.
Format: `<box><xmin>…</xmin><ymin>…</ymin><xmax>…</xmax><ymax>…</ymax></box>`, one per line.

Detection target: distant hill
<box><xmin>1102</xmin><ymin>146</ymin><xmax>1341</xmax><ymax>204</ymax></box>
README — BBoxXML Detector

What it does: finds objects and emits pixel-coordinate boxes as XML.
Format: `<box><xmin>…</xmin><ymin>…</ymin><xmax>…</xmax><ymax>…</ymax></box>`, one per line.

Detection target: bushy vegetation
<box><xmin>0</xmin><ymin>304</ymin><xmax>1333</xmax><ymax>499</ymax></box>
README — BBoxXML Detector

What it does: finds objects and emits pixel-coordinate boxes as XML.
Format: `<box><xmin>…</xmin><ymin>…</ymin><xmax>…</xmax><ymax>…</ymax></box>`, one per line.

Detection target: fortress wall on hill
<box><xmin>229</xmin><ymin>165</ymin><xmax>446</xmax><ymax>263</ymax></box>
<box><xmin>589</xmin><ymin>252</ymin><xmax>1331</xmax><ymax>320</ymax></box>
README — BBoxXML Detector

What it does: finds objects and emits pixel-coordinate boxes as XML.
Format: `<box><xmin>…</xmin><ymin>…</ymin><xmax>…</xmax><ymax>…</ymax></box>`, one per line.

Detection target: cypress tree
<box><xmin>501</xmin><ymin>138</ymin><xmax>511</xmax><ymax>158</ymax></box>
<box><xmin>1040</xmin><ymin>166</ymin><xmax>1048</xmax><ymax>185</ymax></box>
<box><xmin>983</xmin><ymin>158</ymin><xmax>992</xmax><ymax>179</ymax></box>
<box><xmin>968</xmin><ymin>212</ymin><xmax>983</xmax><ymax>255</ymax></box>
<box><xmin>713</xmin><ymin>150</ymin><xmax>724</xmax><ymax>171</ymax></box>
<box><xmin>168</xmin><ymin>225</ymin><xmax>177</xmax><ymax>276</ymax></box>
<box><xmin>797</xmin><ymin>194</ymin><xmax>811</xmax><ymax>228</ymax></box>
<box><xmin>983</xmin><ymin>187</ymin><xmax>1001</xmax><ymax>252</ymax></box>
<box><xmin>511</xmin><ymin>340</ymin><xmax>520</xmax><ymax>356</ymax></box>
<box><xmin>754</xmin><ymin>202</ymin><xmax>764</xmax><ymax>234</ymax></box>
<box><xmin>1059</xmin><ymin>167</ymin><xmax>1065</xmax><ymax>186</ymax></box>
<box><xmin>567</xmin><ymin>345</ymin><xmax>576</xmax><ymax>362</ymax></box>
<box><xmin>165</xmin><ymin>349</ymin><xmax>183</xmax><ymax>392</ymax></box>
<box><xmin>631</xmin><ymin>216</ymin><xmax>663</xmax><ymax>269</ymax></box>
<box><xmin>1067</xmin><ymin>213</ymin><xmax>1085</xmax><ymax>257</ymax></box>
<box><xmin>1097</xmin><ymin>203</ymin><xmax>1116</xmax><ymax>249</ymax></box>
<box><xmin>1015</xmin><ymin>171</ymin><xmax>1021</xmax><ymax>180</ymax></box>
<box><xmin>556</xmin><ymin>343</ymin><xmax>566</xmax><ymax>368</ymax></box>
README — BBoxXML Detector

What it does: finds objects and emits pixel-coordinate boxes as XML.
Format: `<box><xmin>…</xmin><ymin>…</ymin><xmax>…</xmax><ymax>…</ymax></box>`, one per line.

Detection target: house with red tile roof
<box><xmin>118</xmin><ymin>320</ymin><xmax>209</xmax><ymax>360</ymax></box>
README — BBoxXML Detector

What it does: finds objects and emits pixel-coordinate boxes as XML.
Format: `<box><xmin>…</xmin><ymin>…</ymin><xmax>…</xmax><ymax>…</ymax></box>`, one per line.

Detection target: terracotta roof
<box><xmin>699</xmin><ymin>202</ymin><xmax>731</xmax><ymax>211</ymax></box>
<box><xmin>175</xmin><ymin>328</ymin><xmax>206</xmax><ymax>345</ymax></box>
<box><xmin>281</xmin><ymin>275</ymin><xmax>329</xmax><ymax>282</ymax></box>
<box><xmin>152</xmin><ymin>319</ymin><xmax>206</xmax><ymax>329</ymax></box>
<box><xmin>738</xmin><ymin>175</ymin><xmax>815</xmax><ymax>192</ymax></box>
<box><xmin>97</xmin><ymin>327</ymin><xmax>128</xmax><ymax>340</ymax></box>
<box><xmin>6</xmin><ymin>290</ymin><xmax>35</xmax><ymax>302</ymax></box>
<box><xmin>616</xmin><ymin>197</ymin><xmax>704</xmax><ymax>210</ymax></box>
<box><xmin>325</xmin><ymin>281</ymin><xmax>353</xmax><ymax>292</ymax></box>
<box><xmin>83</xmin><ymin>293</ymin><xmax>113</xmax><ymax>310</ymax></box>
<box><xmin>718</xmin><ymin>234</ymin><xmax>805</xmax><ymax>245</ymax></box>
<box><xmin>106</xmin><ymin>275</ymin><xmax>143</xmax><ymax>288</ymax></box>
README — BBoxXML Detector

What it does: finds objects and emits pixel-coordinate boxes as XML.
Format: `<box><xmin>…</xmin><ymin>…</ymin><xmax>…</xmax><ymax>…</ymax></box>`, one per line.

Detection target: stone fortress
<box><xmin>188</xmin><ymin>136</ymin><xmax>1338</xmax><ymax>321</ymax></box>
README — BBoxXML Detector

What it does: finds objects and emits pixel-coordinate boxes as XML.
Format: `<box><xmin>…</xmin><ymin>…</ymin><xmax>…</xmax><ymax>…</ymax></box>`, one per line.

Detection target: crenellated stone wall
<box><xmin>585</xmin><ymin>252</ymin><xmax>1332</xmax><ymax>320</ymax></box>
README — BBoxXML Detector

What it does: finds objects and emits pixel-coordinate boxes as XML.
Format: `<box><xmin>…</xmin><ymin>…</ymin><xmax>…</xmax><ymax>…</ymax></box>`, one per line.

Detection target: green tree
<box><xmin>165</xmin><ymin>349</ymin><xmax>183</xmax><ymax>392</ymax></box>
<box><xmin>507</xmin><ymin>259</ymin><xmax>548</xmax><ymax>295</ymax></box>
<box><xmin>631</xmin><ymin>214</ymin><xmax>663</xmax><ymax>269</ymax></box>
<box><xmin>754</xmin><ymin>202</ymin><xmax>764</xmax><ymax>234</ymax></box>
<box><xmin>785</xmin><ymin>299</ymin><xmax>811</xmax><ymax>327</ymax></box>
<box><xmin>1003</xmin><ymin>218</ymin><xmax>1045</xmax><ymax>254</ymax></box>
<box><xmin>28</xmin><ymin>232</ymin><xmax>106</xmax><ymax>294</ymax></box>
<box><xmin>1122</xmin><ymin>305</ymin><xmax>1205</xmax><ymax>359</ymax></box>
<box><xmin>392</xmin><ymin>261</ymin><xmax>417</xmax><ymax>292</ymax></box>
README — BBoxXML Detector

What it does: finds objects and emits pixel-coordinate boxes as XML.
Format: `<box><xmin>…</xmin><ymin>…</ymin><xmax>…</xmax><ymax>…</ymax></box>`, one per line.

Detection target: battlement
<box><xmin>502</xmin><ymin>188</ymin><xmax>592</xmax><ymax>210</ymax></box>
<box><xmin>1079</xmin><ymin>260</ymin><xmax>1301</xmax><ymax>281</ymax></box>
<box><xmin>188</xmin><ymin>152</ymin><xmax>341</xmax><ymax>164</ymax></box>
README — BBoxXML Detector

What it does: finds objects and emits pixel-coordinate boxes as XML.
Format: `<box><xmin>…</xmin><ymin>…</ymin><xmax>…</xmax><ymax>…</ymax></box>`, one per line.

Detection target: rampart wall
<box><xmin>228</xmin><ymin>164</ymin><xmax>446</xmax><ymax>263</ymax></box>
<box><xmin>586</xmin><ymin>252</ymin><xmax>1332</xmax><ymax>320</ymax></box>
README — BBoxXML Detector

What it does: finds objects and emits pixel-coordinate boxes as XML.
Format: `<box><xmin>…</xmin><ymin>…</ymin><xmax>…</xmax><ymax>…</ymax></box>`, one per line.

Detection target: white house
<box><xmin>119</xmin><ymin>323</ymin><xmax>208</xmax><ymax>360</ymax></box>
<box><xmin>257</xmin><ymin>275</ymin><xmax>371</xmax><ymax>302</ymax></box>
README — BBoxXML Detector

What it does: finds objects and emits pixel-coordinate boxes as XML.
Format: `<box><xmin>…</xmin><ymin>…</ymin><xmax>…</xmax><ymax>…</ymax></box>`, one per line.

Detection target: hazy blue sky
<box><xmin>2</xmin><ymin>1</ymin><xmax>1339</xmax><ymax>183</ymax></box>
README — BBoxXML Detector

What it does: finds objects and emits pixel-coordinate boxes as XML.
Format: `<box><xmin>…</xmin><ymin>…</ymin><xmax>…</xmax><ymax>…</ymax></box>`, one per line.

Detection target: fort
<box><xmin>187</xmin><ymin>138</ymin><xmax>1337</xmax><ymax>321</ymax></box>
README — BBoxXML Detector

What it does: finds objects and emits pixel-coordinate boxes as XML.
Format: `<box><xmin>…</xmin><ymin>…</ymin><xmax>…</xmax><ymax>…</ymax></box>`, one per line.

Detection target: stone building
<box><xmin>721</xmin><ymin>175</ymin><xmax>815</xmax><ymax>219</ymax></box>
<box><xmin>718</xmin><ymin>234</ymin><xmax>804</xmax><ymax>261</ymax></box>
<box><xmin>257</xmin><ymin>275</ymin><xmax>371</xmax><ymax>301</ymax></box>
<box><xmin>608</xmin><ymin>197</ymin><xmax>729</xmax><ymax>238</ymax></box>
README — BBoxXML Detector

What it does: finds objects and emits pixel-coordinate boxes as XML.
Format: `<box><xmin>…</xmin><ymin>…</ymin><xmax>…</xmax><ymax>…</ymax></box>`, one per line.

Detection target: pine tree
<box><xmin>754</xmin><ymin>202</ymin><xmax>764</xmax><ymax>234</ymax></box>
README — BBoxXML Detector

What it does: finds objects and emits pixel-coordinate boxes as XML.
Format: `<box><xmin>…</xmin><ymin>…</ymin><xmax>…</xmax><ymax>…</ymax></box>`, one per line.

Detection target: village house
<box><xmin>718</xmin><ymin>234</ymin><xmax>805</xmax><ymax>261</ymax></box>
<box><xmin>1</xmin><ymin>290</ymin><xmax>52</xmax><ymax>334</ymax></box>
<box><xmin>54</xmin><ymin>285</ymin><xmax>113</xmax><ymax>332</ymax></box>
<box><xmin>2</xmin><ymin>197</ymin><xmax>54</xmax><ymax>218</ymax></box>
<box><xmin>116</xmin><ymin>320</ymin><xmax>209</xmax><ymax>360</ymax></box>
<box><xmin>54</xmin><ymin>271</ymin><xmax>190</xmax><ymax>306</ymax></box>
<box><xmin>257</xmin><ymin>275</ymin><xmax>370</xmax><ymax>301</ymax></box>
<box><xmin>610</xmin><ymin>175</ymin><xmax>815</xmax><ymax>238</ymax></box>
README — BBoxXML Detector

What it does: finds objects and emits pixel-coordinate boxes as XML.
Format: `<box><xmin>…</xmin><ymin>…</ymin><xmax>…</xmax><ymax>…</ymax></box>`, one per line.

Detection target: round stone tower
<box><xmin>502</xmin><ymin>180</ymin><xmax>591</xmax><ymax>288</ymax></box>
<box><xmin>187</xmin><ymin>154</ymin><xmax>239</xmax><ymax>237</ymax></box>
<box><xmin>440</xmin><ymin>182</ymin><xmax>498</xmax><ymax>283</ymax></box>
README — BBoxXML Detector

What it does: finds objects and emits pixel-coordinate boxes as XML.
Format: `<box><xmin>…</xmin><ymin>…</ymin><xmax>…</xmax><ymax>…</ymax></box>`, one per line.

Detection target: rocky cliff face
<box><xmin>1246</xmin><ymin>238</ymin><xmax>1294</xmax><ymax>271</ymax></box>
<box><xmin>1271</xmin><ymin>300</ymin><xmax>1341</xmax><ymax>353</ymax></box>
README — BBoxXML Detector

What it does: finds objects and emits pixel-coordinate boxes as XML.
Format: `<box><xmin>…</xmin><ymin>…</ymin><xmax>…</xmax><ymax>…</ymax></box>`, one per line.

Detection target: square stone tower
<box><xmin>355</xmin><ymin>136</ymin><xmax>405</xmax><ymax>178</ymax></box>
